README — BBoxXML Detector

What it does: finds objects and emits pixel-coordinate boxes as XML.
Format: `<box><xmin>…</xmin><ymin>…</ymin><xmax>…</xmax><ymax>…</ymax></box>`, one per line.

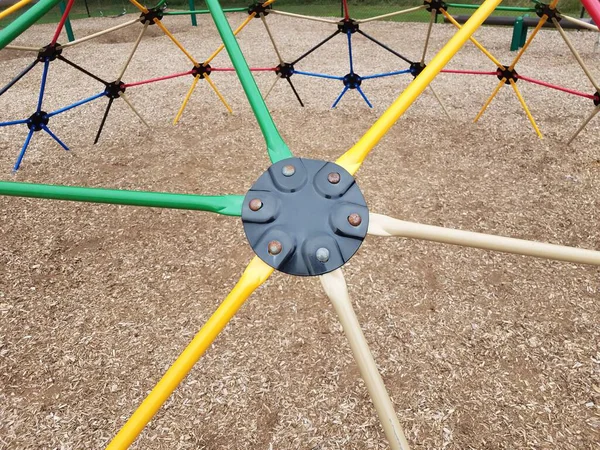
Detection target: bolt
<box><xmin>348</xmin><ymin>213</ymin><xmax>362</xmax><ymax>227</ymax></box>
<box><xmin>249</xmin><ymin>198</ymin><xmax>263</xmax><ymax>211</ymax></box>
<box><xmin>316</xmin><ymin>247</ymin><xmax>330</xmax><ymax>263</ymax></box>
<box><xmin>268</xmin><ymin>240</ymin><xmax>282</xmax><ymax>255</ymax></box>
<box><xmin>327</xmin><ymin>172</ymin><xmax>340</xmax><ymax>184</ymax></box>
<box><xmin>282</xmin><ymin>165</ymin><xmax>295</xmax><ymax>177</ymax></box>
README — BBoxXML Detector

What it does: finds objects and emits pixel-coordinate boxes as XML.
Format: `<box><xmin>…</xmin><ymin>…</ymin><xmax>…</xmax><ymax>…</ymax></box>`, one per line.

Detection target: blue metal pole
<box><xmin>47</xmin><ymin>91</ymin><xmax>106</xmax><ymax>117</ymax></box>
<box><xmin>13</xmin><ymin>128</ymin><xmax>35</xmax><ymax>172</ymax></box>
<box><xmin>332</xmin><ymin>86</ymin><xmax>349</xmax><ymax>108</ymax></box>
<box><xmin>41</xmin><ymin>125</ymin><xmax>69</xmax><ymax>151</ymax></box>
<box><xmin>356</xmin><ymin>85</ymin><xmax>373</xmax><ymax>108</ymax></box>
<box><xmin>36</xmin><ymin>59</ymin><xmax>50</xmax><ymax>112</ymax></box>
<box><xmin>362</xmin><ymin>69</ymin><xmax>412</xmax><ymax>80</ymax></box>
<box><xmin>0</xmin><ymin>118</ymin><xmax>29</xmax><ymax>127</ymax></box>
<box><xmin>347</xmin><ymin>31</ymin><xmax>354</xmax><ymax>73</ymax></box>
<box><xmin>293</xmin><ymin>70</ymin><xmax>344</xmax><ymax>81</ymax></box>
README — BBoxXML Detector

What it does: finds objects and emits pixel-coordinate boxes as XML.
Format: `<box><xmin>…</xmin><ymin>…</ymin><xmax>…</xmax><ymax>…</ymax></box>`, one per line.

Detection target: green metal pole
<box><xmin>188</xmin><ymin>0</ymin><xmax>197</xmax><ymax>26</ymax></box>
<box><xmin>163</xmin><ymin>7</ymin><xmax>248</xmax><ymax>15</ymax></box>
<box><xmin>0</xmin><ymin>181</ymin><xmax>244</xmax><ymax>216</ymax></box>
<box><xmin>510</xmin><ymin>16</ymin><xmax>523</xmax><ymax>51</ymax></box>
<box><xmin>0</xmin><ymin>0</ymin><xmax>62</xmax><ymax>50</ymax></box>
<box><xmin>58</xmin><ymin>0</ymin><xmax>75</xmax><ymax>42</ymax></box>
<box><xmin>205</xmin><ymin>0</ymin><xmax>293</xmax><ymax>164</ymax></box>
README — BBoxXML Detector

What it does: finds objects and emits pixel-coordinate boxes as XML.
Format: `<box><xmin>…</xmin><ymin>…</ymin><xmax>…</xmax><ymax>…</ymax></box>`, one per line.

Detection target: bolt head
<box><xmin>316</xmin><ymin>247</ymin><xmax>330</xmax><ymax>263</ymax></box>
<box><xmin>348</xmin><ymin>213</ymin><xmax>362</xmax><ymax>227</ymax></box>
<box><xmin>249</xmin><ymin>198</ymin><xmax>263</xmax><ymax>211</ymax></box>
<box><xmin>282</xmin><ymin>165</ymin><xmax>296</xmax><ymax>177</ymax></box>
<box><xmin>268</xmin><ymin>240</ymin><xmax>282</xmax><ymax>255</ymax></box>
<box><xmin>327</xmin><ymin>172</ymin><xmax>341</xmax><ymax>184</ymax></box>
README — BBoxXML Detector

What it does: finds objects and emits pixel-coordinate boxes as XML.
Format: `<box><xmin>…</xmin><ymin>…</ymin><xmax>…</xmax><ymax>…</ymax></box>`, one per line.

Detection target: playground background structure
<box><xmin>1</xmin><ymin>0</ymin><xmax>600</xmax><ymax>448</ymax></box>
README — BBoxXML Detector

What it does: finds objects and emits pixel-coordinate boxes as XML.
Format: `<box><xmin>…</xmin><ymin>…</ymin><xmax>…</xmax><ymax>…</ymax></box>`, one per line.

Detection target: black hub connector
<box><xmin>343</xmin><ymin>72</ymin><xmax>362</xmax><ymax>89</ymax></box>
<box><xmin>496</xmin><ymin>65</ymin><xmax>518</xmax><ymax>84</ymax></box>
<box><xmin>248</xmin><ymin>1</ymin><xmax>272</xmax><ymax>16</ymax></box>
<box><xmin>535</xmin><ymin>2</ymin><xmax>561</xmax><ymax>21</ymax></box>
<box><xmin>139</xmin><ymin>8</ymin><xmax>163</xmax><ymax>25</ymax></box>
<box><xmin>192</xmin><ymin>64</ymin><xmax>212</xmax><ymax>79</ymax></box>
<box><xmin>27</xmin><ymin>111</ymin><xmax>49</xmax><ymax>131</ymax></box>
<box><xmin>337</xmin><ymin>18</ymin><xmax>359</xmax><ymax>34</ymax></box>
<box><xmin>425</xmin><ymin>0</ymin><xmax>447</xmax><ymax>13</ymax></box>
<box><xmin>410</xmin><ymin>62</ymin><xmax>426</xmax><ymax>78</ymax></box>
<box><xmin>105</xmin><ymin>81</ymin><xmax>126</xmax><ymax>99</ymax></box>
<box><xmin>37</xmin><ymin>43</ymin><xmax>63</xmax><ymax>62</ymax></box>
<box><xmin>594</xmin><ymin>92</ymin><xmax>600</xmax><ymax>106</ymax></box>
<box><xmin>275</xmin><ymin>62</ymin><xmax>294</xmax><ymax>79</ymax></box>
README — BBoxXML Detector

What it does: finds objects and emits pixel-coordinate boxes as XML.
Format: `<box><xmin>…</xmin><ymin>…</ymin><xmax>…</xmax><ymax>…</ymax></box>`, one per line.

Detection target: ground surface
<box><xmin>1</xmin><ymin>8</ymin><xmax>600</xmax><ymax>450</ymax></box>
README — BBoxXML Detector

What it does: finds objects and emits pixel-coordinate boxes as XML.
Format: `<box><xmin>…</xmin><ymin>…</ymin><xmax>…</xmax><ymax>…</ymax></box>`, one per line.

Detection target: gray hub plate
<box><xmin>242</xmin><ymin>158</ymin><xmax>369</xmax><ymax>276</ymax></box>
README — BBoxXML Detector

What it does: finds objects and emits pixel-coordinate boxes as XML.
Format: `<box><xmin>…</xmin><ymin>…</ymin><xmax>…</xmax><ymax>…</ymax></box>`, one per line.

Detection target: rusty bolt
<box><xmin>327</xmin><ymin>172</ymin><xmax>340</xmax><ymax>184</ymax></box>
<box><xmin>268</xmin><ymin>240</ymin><xmax>282</xmax><ymax>255</ymax></box>
<box><xmin>316</xmin><ymin>247</ymin><xmax>330</xmax><ymax>263</ymax></box>
<box><xmin>249</xmin><ymin>198</ymin><xmax>263</xmax><ymax>211</ymax></box>
<box><xmin>348</xmin><ymin>213</ymin><xmax>362</xmax><ymax>227</ymax></box>
<box><xmin>282</xmin><ymin>165</ymin><xmax>295</xmax><ymax>177</ymax></box>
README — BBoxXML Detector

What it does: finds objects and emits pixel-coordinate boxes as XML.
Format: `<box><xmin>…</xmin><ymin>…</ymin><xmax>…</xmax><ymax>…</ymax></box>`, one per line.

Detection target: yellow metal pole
<box><xmin>128</xmin><ymin>0</ymin><xmax>148</xmax><ymax>13</ymax></box>
<box><xmin>0</xmin><ymin>0</ymin><xmax>33</xmax><ymax>21</ymax></box>
<box><xmin>440</xmin><ymin>9</ymin><xmax>504</xmax><ymax>69</ymax></box>
<box><xmin>174</xmin><ymin>74</ymin><xmax>200</xmax><ymax>124</ymax></box>
<box><xmin>508</xmin><ymin>15</ymin><xmax>547</xmax><ymax>70</ymax></box>
<box><xmin>205</xmin><ymin>74</ymin><xmax>233</xmax><ymax>114</ymax></box>
<box><xmin>336</xmin><ymin>0</ymin><xmax>503</xmax><ymax>176</ymax></box>
<box><xmin>509</xmin><ymin>79</ymin><xmax>542</xmax><ymax>138</ymax></box>
<box><xmin>474</xmin><ymin>77</ymin><xmax>505</xmax><ymax>122</ymax></box>
<box><xmin>153</xmin><ymin>18</ymin><xmax>199</xmax><ymax>66</ymax></box>
<box><xmin>204</xmin><ymin>12</ymin><xmax>256</xmax><ymax>65</ymax></box>
<box><xmin>106</xmin><ymin>256</ymin><xmax>274</xmax><ymax>450</ymax></box>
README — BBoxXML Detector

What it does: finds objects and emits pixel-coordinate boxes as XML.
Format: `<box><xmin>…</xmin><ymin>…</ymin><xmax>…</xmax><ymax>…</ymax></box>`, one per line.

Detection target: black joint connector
<box><xmin>343</xmin><ymin>73</ymin><xmax>362</xmax><ymax>89</ymax></box>
<box><xmin>37</xmin><ymin>43</ymin><xmax>62</xmax><ymax>62</ymax></box>
<box><xmin>337</xmin><ymin>19</ymin><xmax>359</xmax><ymax>33</ymax></box>
<box><xmin>105</xmin><ymin>81</ymin><xmax>126</xmax><ymax>99</ymax></box>
<box><xmin>410</xmin><ymin>62</ymin><xmax>426</xmax><ymax>78</ymax></box>
<box><xmin>27</xmin><ymin>111</ymin><xmax>49</xmax><ymax>131</ymax></box>
<box><xmin>496</xmin><ymin>65</ymin><xmax>518</xmax><ymax>84</ymax></box>
<box><xmin>140</xmin><ymin>8</ymin><xmax>163</xmax><ymax>25</ymax></box>
<box><xmin>594</xmin><ymin>91</ymin><xmax>600</xmax><ymax>106</ymax></box>
<box><xmin>425</xmin><ymin>0</ymin><xmax>447</xmax><ymax>13</ymax></box>
<box><xmin>248</xmin><ymin>1</ymin><xmax>271</xmax><ymax>17</ymax></box>
<box><xmin>535</xmin><ymin>2</ymin><xmax>561</xmax><ymax>20</ymax></box>
<box><xmin>192</xmin><ymin>64</ymin><xmax>212</xmax><ymax>79</ymax></box>
<box><xmin>275</xmin><ymin>62</ymin><xmax>294</xmax><ymax>79</ymax></box>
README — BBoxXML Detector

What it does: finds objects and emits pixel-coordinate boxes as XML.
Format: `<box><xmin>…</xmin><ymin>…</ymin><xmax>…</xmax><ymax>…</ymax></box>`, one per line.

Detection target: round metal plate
<box><xmin>242</xmin><ymin>158</ymin><xmax>369</xmax><ymax>276</ymax></box>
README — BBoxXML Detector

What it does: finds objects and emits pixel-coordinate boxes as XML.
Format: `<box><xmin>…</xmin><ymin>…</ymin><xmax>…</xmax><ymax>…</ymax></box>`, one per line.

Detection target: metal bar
<box><xmin>94</xmin><ymin>97</ymin><xmax>114</xmax><ymax>144</ymax></box>
<box><xmin>41</xmin><ymin>124</ymin><xmax>69</xmax><ymax>151</ymax></box>
<box><xmin>60</xmin><ymin>19</ymin><xmax>139</xmax><ymax>48</ymax></box>
<box><xmin>36</xmin><ymin>59</ymin><xmax>50</xmax><ymax>112</ymax></box>
<box><xmin>518</xmin><ymin>74</ymin><xmax>597</xmax><ymax>100</ymax></box>
<box><xmin>123</xmin><ymin>70</ymin><xmax>193</xmax><ymax>88</ymax></box>
<box><xmin>58</xmin><ymin>0</ymin><xmax>75</xmax><ymax>42</ymax></box>
<box><xmin>368</xmin><ymin>212</ymin><xmax>600</xmax><ymax>266</ymax></box>
<box><xmin>508</xmin><ymin>14</ymin><xmax>547</xmax><ymax>70</ymax></box>
<box><xmin>421</xmin><ymin>10</ymin><xmax>436</xmax><ymax>63</ymax></box>
<box><xmin>429</xmin><ymin>84</ymin><xmax>451</xmax><ymax>118</ymax></box>
<box><xmin>205</xmin><ymin>74</ymin><xmax>233</xmax><ymax>114</ymax></box>
<box><xmin>47</xmin><ymin>91</ymin><xmax>106</xmax><ymax>117</ymax></box>
<box><xmin>120</xmin><ymin>92</ymin><xmax>149</xmax><ymax>128</ymax></box>
<box><xmin>58</xmin><ymin>55</ymin><xmax>109</xmax><ymax>85</ymax></box>
<box><xmin>347</xmin><ymin>31</ymin><xmax>354</xmax><ymax>72</ymax></box>
<box><xmin>117</xmin><ymin>23</ymin><xmax>148</xmax><ymax>81</ymax></box>
<box><xmin>361</xmin><ymin>69</ymin><xmax>411</xmax><ymax>80</ymax></box>
<box><xmin>263</xmin><ymin>76</ymin><xmax>279</xmax><ymax>101</ymax></box>
<box><xmin>188</xmin><ymin>0</ymin><xmax>197</xmax><ymax>26</ymax></box>
<box><xmin>320</xmin><ymin>269</ymin><xmax>411</xmax><ymax>450</ymax></box>
<box><xmin>509</xmin><ymin>78</ymin><xmax>542</xmax><ymax>138</ymax></box>
<box><xmin>441</xmin><ymin>69</ymin><xmax>498</xmax><ymax>75</ymax></box>
<box><xmin>474</xmin><ymin>77</ymin><xmax>504</xmax><ymax>122</ymax></box>
<box><xmin>154</xmin><ymin>18</ymin><xmax>198</xmax><ymax>66</ymax></box>
<box><xmin>332</xmin><ymin>86</ymin><xmax>349</xmax><ymax>108</ymax></box>
<box><xmin>106</xmin><ymin>256</ymin><xmax>273</xmax><ymax>450</ymax></box>
<box><xmin>291</xmin><ymin>30</ymin><xmax>340</xmax><ymax>66</ymax></box>
<box><xmin>51</xmin><ymin>0</ymin><xmax>75</xmax><ymax>45</ymax></box>
<box><xmin>552</xmin><ymin>17</ymin><xmax>600</xmax><ymax>92</ymax></box>
<box><xmin>293</xmin><ymin>70</ymin><xmax>343</xmax><ymax>80</ymax></box>
<box><xmin>358</xmin><ymin>5</ymin><xmax>428</xmax><ymax>24</ymax></box>
<box><xmin>341</xmin><ymin>0</ymin><xmax>349</xmax><ymax>20</ymax></box>
<box><xmin>261</xmin><ymin>15</ymin><xmax>283</xmax><ymax>64</ymax></box>
<box><xmin>286</xmin><ymin>77</ymin><xmax>304</xmax><ymax>107</ymax></box>
<box><xmin>206</xmin><ymin>0</ymin><xmax>293</xmax><ymax>164</ymax></box>
<box><xmin>0</xmin><ymin>59</ymin><xmax>38</xmax><ymax>97</ymax></box>
<box><xmin>356</xmin><ymin>85</ymin><xmax>373</xmax><ymax>108</ymax></box>
<box><xmin>269</xmin><ymin>9</ymin><xmax>340</xmax><ymax>24</ymax></box>
<box><xmin>446</xmin><ymin>2</ymin><xmax>535</xmax><ymax>11</ymax></box>
<box><xmin>356</xmin><ymin>30</ymin><xmax>414</xmax><ymax>65</ymax></box>
<box><xmin>0</xmin><ymin>0</ymin><xmax>33</xmax><ymax>21</ymax></box>
<box><xmin>204</xmin><ymin>12</ymin><xmax>256</xmax><ymax>66</ymax></box>
<box><xmin>567</xmin><ymin>106</ymin><xmax>600</xmax><ymax>145</ymax></box>
<box><xmin>0</xmin><ymin>181</ymin><xmax>245</xmax><ymax>216</ymax></box>
<box><xmin>558</xmin><ymin>13</ymin><xmax>599</xmax><ymax>31</ymax></box>
<box><xmin>0</xmin><ymin>118</ymin><xmax>29</xmax><ymax>127</ymax></box>
<box><xmin>173</xmin><ymin>75</ymin><xmax>200</xmax><ymax>125</ymax></box>
<box><xmin>13</xmin><ymin>128</ymin><xmax>34</xmax><ymax>172</ymax></box>
<box><xmin>163</xmin><ymin>7</ymin><xmax>248</xmax><ymax>15</ymax></box>
<box><xmin>335</xmin><ymin>0</ymin><xmax>503</xmax><ymax>176</ymax></box>
<box><xmin>4</xmin><ymin>45</ymin><xmax>41</xmax><ymax>51</ymax></box>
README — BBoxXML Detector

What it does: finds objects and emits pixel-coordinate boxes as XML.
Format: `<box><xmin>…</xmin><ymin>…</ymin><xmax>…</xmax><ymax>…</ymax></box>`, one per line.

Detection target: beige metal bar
<box><xmin>357</xmin><ymin>5</ymin><xmax>428</xmax><ymax>24</ymax></box>
<box><xmin>263</xmin><ymin>76</ymin><xmax>279</xmax><ymax>101</ymax></box>
<box><xmin>552</xmin><ymin>17</ymin><xmax>600</xmax><ymax>92</ymax></box>
<box><xmin>269</xmin><ymin>9</ymin><xmax>340</xmax><ymax>24</ymax></box>
<box><xmin>429</xmin><ymin>84</ymin><xmax>451</xmax><ymax>118</ymax></box>
<box><xmin>368</xmin><ymin>213</ymin><xmax>600</xmax><ymax>266</ymax></box>
<box><xmin>120</xmin><ymin>92</ymin><xmax>150</xmax><ymax>128</ymax></box>
<box><xmin>261</xmin><ymin>15</ymin><xmax>283</xmax><ymax>63</ymax></box>
<box><xmin>567</xmin><ymin>106</ymin><xmax>600</xmax><ymax>145</ymax></box>
<box><xmin>116</xmin><ymin>23</ymin><xmax>148</xmax><ymax>82</ymax></box>
<box><xmin>4</xmin><ymin>45</ymin><xmax>41</xmax><ymax>51</ymax></box>
<box><xmin>558</xmin><ymin>13</ymin><xmax>599</xmax><ymax>31</ymax></box>
<box><xmin>421</xmin><ymin>9</ymin><xmax>436</xmax><ymax>63</ymax></box>
<box><xmin>320</xmin><ymin>269</ymin><xmax>411</xmax><ymax>450</ymax></box>
<box><xmin>59</xmin><ymin>18</ymin><xmax>139</xmax><ymax>48</ymax></box>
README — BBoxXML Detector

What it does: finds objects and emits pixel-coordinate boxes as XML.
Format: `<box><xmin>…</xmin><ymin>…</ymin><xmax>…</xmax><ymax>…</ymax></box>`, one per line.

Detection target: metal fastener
<box><xmin>249</xmin><ymin>198</ymin><xmax>263</xmax><ymax>211</ymax></box>
<box><xmin>316</xmin><ymin>247</ymin><xmax>330</xmax><ymax>262</ymax></box>
<box><xmin>282</xmin><ymin>165</ymin><xmax>296</xmax><ymax>177</ymax></box>
<box><xmin>268</xmin><ymin>240</ymin><xmax>282</xmax><ymax>255</ymax></box>
<box><xmin>327</xmin><ymin>172</ymin><xmax>340</xmax><ymax>184</ymax></box>
<box><xmin>348</xmin><ymin>213</ymin><xmax>362</xmax><ymax>227</ymax></box>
